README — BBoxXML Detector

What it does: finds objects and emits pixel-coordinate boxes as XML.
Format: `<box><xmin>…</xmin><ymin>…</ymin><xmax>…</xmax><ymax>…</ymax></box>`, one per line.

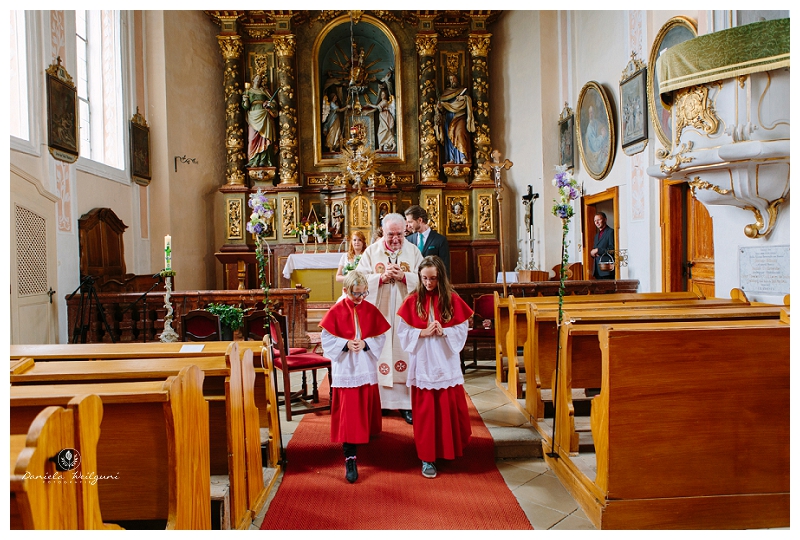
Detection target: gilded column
<box><xmin>273</xmin><ymin>34</ymin><xmax>299</xmax><ymax>186</ymax></box>
<box><xmin>468</xmin><ymin>33</ymin><xmax>493</xmax><ymax>185</ymax></box>
<box><xmin>416</xmin><ymin>33</ymin><xmax>441</xmax><ymax>184</ymax></box>
<box><xmin>217</xmin><ymin>34</ymin><xmax>246</xmax><ymax>186</ymax></box>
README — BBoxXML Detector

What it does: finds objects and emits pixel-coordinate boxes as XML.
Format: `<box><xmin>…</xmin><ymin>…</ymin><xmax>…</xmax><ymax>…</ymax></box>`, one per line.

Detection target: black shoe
<box><xmin>400</xmin><ymin>409</ymin><xmax>413</xmax><ymax>424</ymax></box>
<box><xmin>381</xmin><ymin>409</ymin><xmax>390</xmax><ymax>416</ymax></box>
<box><xmin>345</xmin><ymin>457</ymin><xmax>358</xmax><ymax>483</ymax></box>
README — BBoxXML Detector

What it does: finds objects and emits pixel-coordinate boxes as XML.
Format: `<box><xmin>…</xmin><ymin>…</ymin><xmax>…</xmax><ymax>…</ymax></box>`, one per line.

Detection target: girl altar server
<box><xmin>396</xmin><ymin>255</ymin><xmax>474</xmax><ymax>479</ymax></box>
<box><xmin>319</xmin><ymin>270</ymin><xmax>391</xmax><ymax>483</ymax></box>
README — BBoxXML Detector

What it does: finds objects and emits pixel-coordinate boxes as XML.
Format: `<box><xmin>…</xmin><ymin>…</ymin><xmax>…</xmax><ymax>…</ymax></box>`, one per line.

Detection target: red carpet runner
<box><xmin>262</xmin><ymin>390</ymin><xmax>533</xmax><ymax>530</ymax></box>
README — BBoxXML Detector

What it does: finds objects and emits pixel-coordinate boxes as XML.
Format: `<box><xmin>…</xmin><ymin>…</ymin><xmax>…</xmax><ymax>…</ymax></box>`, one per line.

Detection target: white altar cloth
<box><xmin>282</xmin><ymin>252</ymin><xmax>343</xmax><ymax>279</ymax></box>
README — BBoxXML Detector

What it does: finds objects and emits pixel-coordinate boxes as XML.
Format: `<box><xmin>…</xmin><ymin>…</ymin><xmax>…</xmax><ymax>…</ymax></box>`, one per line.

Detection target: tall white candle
<box><xmin>164</xmin><ymin>235</ymin><xmax>172</xmax><ymax>271</ymax></box>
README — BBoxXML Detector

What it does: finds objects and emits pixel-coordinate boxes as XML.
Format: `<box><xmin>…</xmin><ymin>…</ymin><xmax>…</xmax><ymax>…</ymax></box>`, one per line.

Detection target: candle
<box><xmin>164</xmin><ymin>235</ymin><xmax>172</xmax><ymax>271</ymax></box>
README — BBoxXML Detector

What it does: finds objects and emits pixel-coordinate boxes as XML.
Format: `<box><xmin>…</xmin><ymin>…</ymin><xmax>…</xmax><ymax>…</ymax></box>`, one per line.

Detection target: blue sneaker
<box><xmin>421</xmin><ymin>461</ymin><xmax>437</xmax><ymax>479</ymax></box>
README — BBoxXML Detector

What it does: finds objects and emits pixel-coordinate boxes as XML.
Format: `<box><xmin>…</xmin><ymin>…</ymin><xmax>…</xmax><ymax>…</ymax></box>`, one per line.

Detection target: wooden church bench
<box><xmin>9</xmin><ymin>344</ymin><xmax>264</xmax><ymax>530</ymax></box>
<box><xmin>543</xmin><ymin>321</ymin><xmax>789</xmax><ymax>529</ymax></box>
<box><xmin>524</xmin><ymin>303</ymin><xmax>783</xmax><ymax>426</ymax></box>
<box><xmin>9</xmin><ymin>366</ymin><xmax>211</xmax><ymax>529</ymax></box>
<box><xmin>10</xmin><ymin>341</ymin><xmax>265</xmax><ymax>361</ymax></box>
<box><xmin>496</xmin><ymin>293</ymin><xmax>748</xmax><ymax>413</ymax></box>
<box><xmin>493</xmin><ymin>291</ymin><xmax>708</xmax><ymax>383</ymax></box>
<box><xmin>10</xmin><ymin>394</ymin><xmax>123</xmax><ymax>530</ymax></box>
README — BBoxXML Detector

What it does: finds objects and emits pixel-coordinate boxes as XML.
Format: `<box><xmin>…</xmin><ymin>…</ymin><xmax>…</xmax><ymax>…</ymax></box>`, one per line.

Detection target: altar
<box><xmin>282</xmin><ymin>252</ymin><xmax>343</xmax><ymax>302</ymax></box>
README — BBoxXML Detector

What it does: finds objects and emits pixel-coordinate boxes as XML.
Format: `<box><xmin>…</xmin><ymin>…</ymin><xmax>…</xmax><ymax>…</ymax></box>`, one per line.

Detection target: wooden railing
<box><xmin>454</xmin><ymin>279</ymin><xmax>640</xmax><ymax>303</ymax></box>
<box><xmin>66</xmin><ymin>287</ymin><xmax>310</xmax><ymax>348</ymax></box>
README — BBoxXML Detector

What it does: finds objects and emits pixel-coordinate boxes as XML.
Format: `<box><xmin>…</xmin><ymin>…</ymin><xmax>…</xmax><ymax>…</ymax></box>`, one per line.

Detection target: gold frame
<box><xmin>226</xmin><ymin>198</ymin><xmax>244</xmax><ymax>240</ymax></box>
<box><xmin>576</xmin><ymin>81</ymin><xmax>616</xmax><ymax>181</ymax></box>
<box><xmin>647</xmin><ymin>16</ymin><xmax>698</xmax><ymax>149</ymax></box>
<box><xmin>279</xmin><ymin>196</ymin><xmax>298</xmax><ymax>239</ymax></box>
<box><xmin>311</xmin><ymin>14</ymin><xmax>403</xmax><ymax>166</ymax></box>
<box><xmin>445</xmin><ymin>195</ymin><xmax>470</xmax><ymax>236</ymax></box>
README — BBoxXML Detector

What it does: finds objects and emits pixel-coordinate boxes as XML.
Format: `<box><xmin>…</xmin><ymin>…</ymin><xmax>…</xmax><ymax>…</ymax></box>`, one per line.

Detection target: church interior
<box><xmin>8</xmin><ymin>9</ymin><xmax>791</xmax><ymax>530</ymax></box>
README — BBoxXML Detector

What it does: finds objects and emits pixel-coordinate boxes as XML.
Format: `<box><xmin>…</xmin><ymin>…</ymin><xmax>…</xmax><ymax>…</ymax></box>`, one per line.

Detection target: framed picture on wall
<box><xmin>619</xmin><ymin>53</ymin><xmax>648</xmax><ymax>155</ymax></box>
<box><xmin>647</xmin><ymin>16</ymin><xmax>697</xmax><ymax>149</ymax></box>
<box><xmin>45</xmin><ymin>57</ymin><xmax>79</xmax><ymax>163</ymax></box>
<box><xmin>558</xmin><ymin>103</ymin><xmax>575</xmax><ymax>170</ymax></box>
<box><xmin>576</xmin><ymin>81</ymin><xmax>616</xmax><ymax>180</ymax></box>
<box><xmin>130</xmin><ymin>108</ymin><xmax>151</xmax><ymax>185</ymax></box>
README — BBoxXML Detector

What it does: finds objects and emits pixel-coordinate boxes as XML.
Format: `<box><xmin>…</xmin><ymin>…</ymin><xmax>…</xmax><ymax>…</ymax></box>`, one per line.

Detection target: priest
<box><xmin>356</xmin><ymin>213</ymin><xmax>424</xmax><ymax>424</ymax></box>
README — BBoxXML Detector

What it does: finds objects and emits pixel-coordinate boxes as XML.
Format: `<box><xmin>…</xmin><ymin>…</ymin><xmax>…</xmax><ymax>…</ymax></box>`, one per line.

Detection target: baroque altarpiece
<box><xmin>207</xmin><ymin>10</ymin><xmax>502</xmax><ymax>288</ymax></box>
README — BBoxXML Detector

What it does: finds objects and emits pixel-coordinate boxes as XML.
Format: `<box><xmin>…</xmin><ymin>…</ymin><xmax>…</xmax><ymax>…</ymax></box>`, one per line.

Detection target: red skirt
<box><xmin>330</xmin><ymin>384</ymin><xmax>382</xmax><ymax>444</ymax></box>
<box><xmin>411</xmin><ymin>385</ymin><xmax>472</xmax><ymax>462</ymax></box>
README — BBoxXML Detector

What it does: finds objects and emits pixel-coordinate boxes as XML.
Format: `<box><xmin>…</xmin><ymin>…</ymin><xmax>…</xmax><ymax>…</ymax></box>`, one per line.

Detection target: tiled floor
<box><xmin>252</xmin><ymin>366</ymin><xmax>595</xmax><ymax>530</ymax></box>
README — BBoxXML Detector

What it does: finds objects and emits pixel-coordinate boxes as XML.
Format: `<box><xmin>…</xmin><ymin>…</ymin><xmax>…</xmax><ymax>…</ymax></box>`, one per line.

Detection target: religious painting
<box><xmin>576</xmin><ymin>81</ymin><xmax>616</xmax><ymax>181</ymax></box>
<box><xmin>558</xmin><ymin>104</ymin><xmax>574</xmax><ymax>170</ymax></box>
<box><xmin>314</xmin><ymin>14</ymin><xmax>402</xmax><ymax>165</ymax></box>
<box><xmin>46</xmin><ymin>58</ymin><xmax>79</xmax><ymax>163</ymax></box>
<box><xmin>647</xmin><ymin>16</ymin><xmax>697</xmax><ymax>149</ymax></box>
<box><xmin>329</xmin><ymin>202</ymin><xmax>345</xmax><ymax>238</ymax></box>
<box><xmin>446</xmin><ymin>196</ymin><xmax>469</xmax><ymax>235</ymax></box>
<box><xmin>263</xmin><ymin>197</ymin><xmax>277</xmax><ymax>240</ymax></box>
<box><xmin>130</xmin><ymin>109</ymin><xmax>151</xmax><ymax>185</ymax></box>
<box><xmin>619</xmin><ymin>55</ymin><xmax>648</xmax><ymax>155</ymax></box>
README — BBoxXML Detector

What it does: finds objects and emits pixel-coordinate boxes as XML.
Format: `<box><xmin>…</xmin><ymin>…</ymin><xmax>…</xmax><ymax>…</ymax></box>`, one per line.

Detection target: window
<box><xmin>75</xmin><ymin>10</ymin><xmax>124</xmax><ymax>171</ymax></box>
<box><xmin>10</xmin><ymin>10</ymin><xmax>30</xmax><ymax>141</ymax></box>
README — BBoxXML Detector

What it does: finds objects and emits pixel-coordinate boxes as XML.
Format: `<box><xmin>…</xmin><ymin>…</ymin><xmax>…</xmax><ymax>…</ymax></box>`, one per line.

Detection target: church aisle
<box><xmin>253</xmin><ymin>367</ymin><xmax>594</xmax><ymax>530</ymax></box>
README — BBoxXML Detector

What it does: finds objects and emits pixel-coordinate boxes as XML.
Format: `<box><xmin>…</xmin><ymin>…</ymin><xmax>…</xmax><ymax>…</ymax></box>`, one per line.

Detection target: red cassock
<box><xmin>320</xmin><ymin>298</ymin><xmax>391</xmax><ymax>444</ymax></box>
<box><xmin>397</xmin><ymin>291</ymin><xmax>474</xmax><ymax>461</ymax></box>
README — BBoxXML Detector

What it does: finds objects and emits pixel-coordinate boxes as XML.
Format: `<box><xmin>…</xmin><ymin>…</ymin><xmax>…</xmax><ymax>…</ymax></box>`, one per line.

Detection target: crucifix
<box><xmin>481</xmin><ymin>150</ymin><xmax>513</xmax><ymax>296</ymax></box>
<box><xmin>521</xmin><ymin>185</ymin><xmax>540</xmax><ymax>270</ymax></box>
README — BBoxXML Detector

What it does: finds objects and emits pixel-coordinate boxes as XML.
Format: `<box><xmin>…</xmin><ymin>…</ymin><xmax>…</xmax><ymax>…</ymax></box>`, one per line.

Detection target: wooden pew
<box><xmin>10</xmin><ymin>394</ymin><xmax>123</xmax><ymax>530</ymax></box>
<box><xmin>493</xmin><ymin>291</ymin><xmax>706</xmax><ymax>383</ymax></box>
<box><xmin>495</xmin><ymin>292</ymin><xmax>741</xmax><ymax>409</ymax></box>
<box><xmin>543</xmin><ymin>320</ymin><xmax>789</xmax><ymax>529</ymax></box>
<box><xmin>11</xmin><ymin>341</ymin><xmax>280</xmax><ymax>432</ymax></box>
<box><xmin>10</xmin><ymin>366</ymin><xmax>211</xmax><ymax>529</ymax></box>
<box><xmin>10</xmin><ymin>341</ymin><xmax>264</xmax><ymax>361</ymax></box>
<box><xmin>9</xmin><ymin>344</ymin><xmax>277</xmax><ymax>529</ymax></box>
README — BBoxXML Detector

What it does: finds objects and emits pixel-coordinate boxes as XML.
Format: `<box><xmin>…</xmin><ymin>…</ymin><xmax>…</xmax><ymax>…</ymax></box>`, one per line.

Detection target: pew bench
<box><xmin>497</xmin><ymin>294</ymin><xmax>752</xmax><ymax>416</ymax></box>
<box><xmin>493</xmin><ymin>291</ymin><xmax>709</xmax><ymax>383</ymax></box>
<box><xmin>515</xmin><ymin>302</ymin><xmax>782</xmax><ymax>426</ymax></box>
<box><xmin>10</xmin><ymin>394</ymin><xmax>123</xmax><ymax>530</ymax></box>
<box><xmin>10</xmin><ymin>366</ymin><xmax>211</xmax><ymax>529</ymax></box>
<box><xmin>543</xmin><ymin>320</ymin><xmax>789</xmax><ymax>529</ymax></box>
<box><xmin>9</xmin><ymin>344</ymin><xmax>278</xmax><ymax>529</ymax></box>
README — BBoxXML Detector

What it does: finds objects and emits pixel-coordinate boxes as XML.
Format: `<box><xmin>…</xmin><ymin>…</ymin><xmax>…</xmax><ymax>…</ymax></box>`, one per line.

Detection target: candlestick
<box><xmin>164</xmin><ymin>235</ymin><xmax>172</xmax><ymax>271</ymax></box>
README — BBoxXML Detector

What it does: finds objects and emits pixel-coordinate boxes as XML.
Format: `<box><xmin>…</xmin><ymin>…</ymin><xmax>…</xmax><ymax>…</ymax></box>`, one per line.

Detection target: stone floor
<box><xmin>251</xmin><ymin>365</ymin><xmax>595</xmax><ymax>530</ymax></box>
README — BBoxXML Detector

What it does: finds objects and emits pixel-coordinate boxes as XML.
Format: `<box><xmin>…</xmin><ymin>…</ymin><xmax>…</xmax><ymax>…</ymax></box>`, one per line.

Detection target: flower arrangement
<box><xmin>246</xmin><ymin>189</ymin><xmax>274</xmax><ymax>309</ymax></box>
<box><xmin>551</xmin><ymin>166</ymin><xmax>580</xmax><ymax>220</ymax></box>
<box><xmin>548</xmin><ymin>165</ymin><xmax>581</xmax><ymax>457</ymax></box>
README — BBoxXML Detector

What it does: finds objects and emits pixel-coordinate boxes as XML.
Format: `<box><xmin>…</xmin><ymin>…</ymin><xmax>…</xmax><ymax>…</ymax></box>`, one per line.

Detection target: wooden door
<box><xmin>685</xmin><ymin>189</ymin><xmax>715</xmax><ymax>297</ymax></box>
<box><xmin>581</xmin><ymin>188</ymin><xmax>619</xmax><ymax>280</ymax></box>
<box><xmin>661</xmin><ymin>181</ymin><xmax>715</xmax><ymax>296</ymax></box>
<box><xmin>10</xmin><ymin>169</ymin><xmax>59</xmax><ymax>344</ymax></box>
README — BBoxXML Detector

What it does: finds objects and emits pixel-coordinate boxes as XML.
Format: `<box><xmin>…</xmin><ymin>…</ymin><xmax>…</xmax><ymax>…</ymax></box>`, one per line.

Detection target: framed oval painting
<box><xmin>576</xmin><ymin>81</ymin><xmax>615</xmax><ymax>180</ymax></box>
<box><xmin>647</xmin><ymin>16</ymin><xmax>697</xmax><ymax>149</ymax></box>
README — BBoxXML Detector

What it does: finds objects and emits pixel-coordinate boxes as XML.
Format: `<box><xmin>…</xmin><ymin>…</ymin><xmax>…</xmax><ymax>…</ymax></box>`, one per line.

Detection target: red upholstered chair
<box><xmin>268</xmin><ymin>312</ymin><xmax>331</xmax><ymax>421</ymax></box>
<box><xmin>462</xmin><ymin>294</ymin><xmax>496</xmax><ymax>372</ymax></box>
<box><xmin>244</xmin><ymin>309</ymin><xmax>306</xmax><ymax>358</ymax></box>
<box><xmin>180</xmin><ymin>309</ymin><xmax>222</xmax><ymax>341</ymax></box>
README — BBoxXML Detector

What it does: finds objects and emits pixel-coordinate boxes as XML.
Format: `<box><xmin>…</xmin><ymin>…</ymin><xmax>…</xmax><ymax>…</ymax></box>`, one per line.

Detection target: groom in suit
<box><xmin>404</xmin><ymin>205</ymin><xmax>450</xmax><ymax>276</ymax></box>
